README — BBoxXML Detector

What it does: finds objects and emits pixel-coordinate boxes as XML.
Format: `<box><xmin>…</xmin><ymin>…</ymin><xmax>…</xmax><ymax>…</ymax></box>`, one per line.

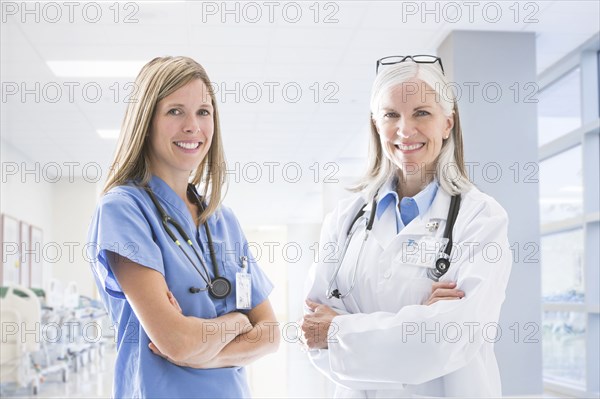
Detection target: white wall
<box><xmin>1</xmin><ymin>138</ymin><xmax>100</xmax><ymax>299</ymax></box>
<box><xmin>50</xmin><ymin>178</ymin><xmax>100</xmax><ymax>299</ymax></box>
<box><xmin>1</xmin><ymin>139</ymin><xmax>55</xmax><ymax>288</ymax></box>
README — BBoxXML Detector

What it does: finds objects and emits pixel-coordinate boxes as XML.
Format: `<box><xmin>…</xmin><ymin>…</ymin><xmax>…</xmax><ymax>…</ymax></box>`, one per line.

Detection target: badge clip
<box><xmin>425</xmin><ymin>220</ymin><xmax>440</xmax><ymax>232</ymax></box>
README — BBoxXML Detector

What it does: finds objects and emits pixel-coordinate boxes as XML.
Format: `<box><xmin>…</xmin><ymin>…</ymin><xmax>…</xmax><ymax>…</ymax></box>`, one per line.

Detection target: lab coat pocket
<box><xmin>394</xmin><ymin>257</ymin><xmax>434</xmax><ymax>305</ymax></box>
<box><xmin>379</xmin><ymin>263</ymin><xmax>433</xmax><ymax>310</ymax></box>
<box><xmin>375</xmin><ymin>245</ymin><xmax>433</xmax><ymax>310</ymax></box>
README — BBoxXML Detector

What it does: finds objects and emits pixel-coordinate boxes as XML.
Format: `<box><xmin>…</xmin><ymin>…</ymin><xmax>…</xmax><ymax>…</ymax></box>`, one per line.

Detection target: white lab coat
<box><xmin>305</xmin><ymin>185</ymin><xmax>512</xmax><ymax>398</ymax></box>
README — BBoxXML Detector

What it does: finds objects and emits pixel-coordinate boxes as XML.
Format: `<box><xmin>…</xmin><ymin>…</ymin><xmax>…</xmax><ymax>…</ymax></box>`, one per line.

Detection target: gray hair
<box><xmin>354</xmin><ymin>61</ymin><xmax>472</xmax><ymax>200</ymax></box>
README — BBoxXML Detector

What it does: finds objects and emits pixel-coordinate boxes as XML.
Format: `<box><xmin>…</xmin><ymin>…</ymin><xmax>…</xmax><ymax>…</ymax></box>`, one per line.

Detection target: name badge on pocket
<box><xmin>399</xmin><ymin>236</ymin><xmax>450</xmax><ymax>269</ymax></box>
<box><xmin>236</xmin><ymin>256</ymin><xmax>252</xmax><ymax>310</ymax></box>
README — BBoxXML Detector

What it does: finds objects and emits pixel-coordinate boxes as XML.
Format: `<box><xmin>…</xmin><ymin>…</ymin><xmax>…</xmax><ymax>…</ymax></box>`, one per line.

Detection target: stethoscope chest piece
<box><xmin>210</xmin><ymin>277</ymin><xmax>232</xmax><ymax>299</ymax></box>
<box><xmin>143</xmin><ymin>183</ymin><xmax>233</xmax><ymax>300</ymax></box>
<box><xmin>436</xmin><ymin>255</ymin><xmax>450</xmax><ymax>272</ymax></box>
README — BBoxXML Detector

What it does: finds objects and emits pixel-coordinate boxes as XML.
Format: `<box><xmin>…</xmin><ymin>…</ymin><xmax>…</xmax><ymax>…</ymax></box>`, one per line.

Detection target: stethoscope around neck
<box><xmin>142</xmin><ymin>183</ymin><xmax>232</xmax><ymax>299</ymax></box>
<box><xmin>326</xmin><ymin>190</ymin><xmax>461</xmax><ymax>300</ymax></box>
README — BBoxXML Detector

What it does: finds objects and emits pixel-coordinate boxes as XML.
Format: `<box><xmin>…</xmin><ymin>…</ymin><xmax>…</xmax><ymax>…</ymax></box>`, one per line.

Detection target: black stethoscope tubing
<box><xmin>327</xmin><ymin>191</ymin><xmax>461</xmax><ymax>299</ymax></box>
<box><xmin>427</xmin><ymin>194</ymin><xmax>461</xmax><ymax>281</ymax></box>
<box><xmin>346</xmin><ymin>196</ymin><xmax>378</xmax><ymax>236</ymax></box>
<box><xmin>142</xmin><ymin>184</ymin><xmax>232</xmax><ymax>299</ymax></box>
<box><xmin>328</xmin><ymin>196</ymin><xmax>378</xmax><ymax>300</ymax></box>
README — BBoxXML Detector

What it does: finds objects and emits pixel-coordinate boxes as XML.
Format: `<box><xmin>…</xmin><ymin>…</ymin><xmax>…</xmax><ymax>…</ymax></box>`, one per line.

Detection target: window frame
<box><xmin>538</xmin><ymin>34</ymin><xmax>600</xmax><ymax>398</ymax></box>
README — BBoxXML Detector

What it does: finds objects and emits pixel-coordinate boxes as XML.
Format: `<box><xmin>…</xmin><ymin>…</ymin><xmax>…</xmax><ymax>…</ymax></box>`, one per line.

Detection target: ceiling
<box><xmin>1</xmin><ymin>1</ymin><xmax>599</xmax><ymax>225</ymax></box>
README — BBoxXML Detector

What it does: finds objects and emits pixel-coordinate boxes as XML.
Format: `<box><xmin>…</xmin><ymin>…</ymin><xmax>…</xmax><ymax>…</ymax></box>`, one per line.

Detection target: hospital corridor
<box><xmin>1</xmin><ymin>1</ymin><xmax>599</xmax><ymax>398</ymax></box>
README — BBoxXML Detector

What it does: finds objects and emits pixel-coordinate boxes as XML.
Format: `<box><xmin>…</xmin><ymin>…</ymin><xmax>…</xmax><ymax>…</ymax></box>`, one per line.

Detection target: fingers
<box><xmin>425</xmin><ymin>281</ymin><xmax>464</xmax><ymax>306</ymax></box>
<box><xmin>301</xmin><ymin>300</ymin><xmax>337</xmax><ymax>350</ymax></box>
<box><xmin>301</xmin><ymin>308</ymin><xmax>336</xmax><ymax>350</ymax></box>
<box><xmin>301</xmin><ymin>320</ymin><xmax>329</xmax><ymax>350</ymax></box>
<box><xmin>305</xmin><ymin>299</ymin><xmax>320</xmax><ymax>311</ymax></box>
<box><xmin>431</xmin><ymin>281</ymin><xmax>457</xmax><ymax>291</ymax></box>
<box><xmin>297</xmin><ymin>333</ymin><xmax>308</xmax><ymax>352</ymax></box>
<box><xmin>425</xmin><ymin>286</ymin><xmax>465</xmax><ymax>306</ymax></box>
<box><xmin>426</xmin><ymin>296</ymin><xmax>462</xmax><ymax>306</ymax></box>
<box><xmin>431</xmin><ymin>288</ymin><xmax>464</xmax><ymax>298</ymax></box>
<box><xmin>300</xmin><ymin>314</ymin><xmax>318</xmax><ymax>348</ymax></box>
<box><xmin>298</xmin><ymin>318</ymin><xmax>309</xmax><ymax>351</ymax></box>
<box><xmin>305</xmin><ymin>300</ymin><xmax>336</xmax><ymax>316</ymax></box>
<box><xmin>300</xmin><ymin>321</ymin><xmax>315</xmax><ymax>348</ymax></box>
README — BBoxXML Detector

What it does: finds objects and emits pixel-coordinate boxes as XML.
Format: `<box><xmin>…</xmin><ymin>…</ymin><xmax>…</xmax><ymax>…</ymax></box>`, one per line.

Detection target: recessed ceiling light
<box><xmin>47</xmin><ymin>61</ymin><xmax>146</xmax><ymax>78</ymax></box>
<box><xmin>97</xmin><ymin>129</ymin><xmax>120</xmax><ymax>139</ymax></box>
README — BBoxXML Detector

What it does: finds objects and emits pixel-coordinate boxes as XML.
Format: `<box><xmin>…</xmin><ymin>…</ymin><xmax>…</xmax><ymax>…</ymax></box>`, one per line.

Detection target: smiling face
<box><xmin>147</xmin><ymin>79</ymin><xmax>214</xmax><ymax>183</ymax></box>
<box><xmin>373</xmin><ymin>78</ymin><xmax>453</xmax><ymax>178</ymax></box>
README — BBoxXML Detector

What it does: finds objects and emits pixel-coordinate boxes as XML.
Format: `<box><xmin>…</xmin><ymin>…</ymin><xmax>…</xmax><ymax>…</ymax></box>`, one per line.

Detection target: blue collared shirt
<box><xmin>376</xmin><ymin>178</ymin><xmax>439</xmax><ymax>233</ymax></box>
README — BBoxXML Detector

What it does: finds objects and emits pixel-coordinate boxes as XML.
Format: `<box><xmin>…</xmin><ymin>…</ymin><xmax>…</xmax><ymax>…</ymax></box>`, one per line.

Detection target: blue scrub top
<box><xmin>87</xmin><ymin>175</ymin><xmax>274</xmax><ymax>398</ymax></box>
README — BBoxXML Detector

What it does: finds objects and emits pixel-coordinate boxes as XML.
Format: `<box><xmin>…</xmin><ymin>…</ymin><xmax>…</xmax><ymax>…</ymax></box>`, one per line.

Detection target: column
<box><xmin>438</xmin><ymin>31</ymin><xmax>542</xmax><ymax>395</ymax></box>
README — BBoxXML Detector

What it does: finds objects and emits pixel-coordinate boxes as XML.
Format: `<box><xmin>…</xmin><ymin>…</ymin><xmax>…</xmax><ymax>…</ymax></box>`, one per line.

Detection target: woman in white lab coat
<box><xmin>302</xmin><ymin>56</ymin><xmax>512</xmax><ymax>398</ymax></box>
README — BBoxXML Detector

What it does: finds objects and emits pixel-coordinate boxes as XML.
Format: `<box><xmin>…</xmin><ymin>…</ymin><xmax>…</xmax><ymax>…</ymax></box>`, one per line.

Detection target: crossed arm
<box><xmin>302</xmin><ymin>281</ymin><xmax>465</xmax><ymax>349</ymax></box>
<box><xmin>110</xmin><ymin>253</ymin><xmax>280</xmax><ymax>367</ymax></box>
<box><xmin>150</xmin><ymin>292</ymin><xmax>280</xmax><ymax>368</ymax></box>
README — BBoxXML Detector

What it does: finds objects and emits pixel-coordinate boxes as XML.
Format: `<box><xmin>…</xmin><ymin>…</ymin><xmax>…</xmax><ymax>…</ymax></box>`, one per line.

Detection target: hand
<box><xmin>149</xmin><ymin>311</ymin><xmax>253</xmax><ymax>369</ymax></box>
<box><xmin>424</xmin><ymin>281</ymin><xmax>464</xmax><ymax>305</ymax></box>
<box><xmin>301</xmin><ymin>299</ymin><xmax>339</xmax><ymax>350</ymax></box>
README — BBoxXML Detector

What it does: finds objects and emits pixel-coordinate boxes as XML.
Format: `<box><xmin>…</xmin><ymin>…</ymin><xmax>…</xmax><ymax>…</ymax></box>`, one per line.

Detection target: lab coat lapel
<box><xmin>370</xmin><ymin>200</ymin><xmax>398</xmax><ymax>250</ymax></box>
<box><xmin>427</xmin><ymin>187</ymin><xmax>452</xmax><ymax>222</ymax></box>
<box><xmin>379</xmin><ymin>188</ymin><xmax>453</xmax><ymax>259</ymax></box>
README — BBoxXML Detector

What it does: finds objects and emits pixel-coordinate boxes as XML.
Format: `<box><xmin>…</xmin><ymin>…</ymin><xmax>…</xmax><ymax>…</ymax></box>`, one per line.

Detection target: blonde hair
<box><xmin>102</xmin><ymin>56</ymin><xmax>226</xmax><ymax>224</ymax></box>
<box><xmin>355</xmin><ymin>61</ymin><xmax>471</xmax><ymax>200</ymax></box>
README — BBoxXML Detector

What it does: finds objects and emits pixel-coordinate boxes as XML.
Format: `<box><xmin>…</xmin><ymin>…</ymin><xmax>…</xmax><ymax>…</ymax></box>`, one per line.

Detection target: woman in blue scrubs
<box><xmin>87</xmin><ymin>56</ymin><xmax>280</xmax><ymax>398</ymax></box>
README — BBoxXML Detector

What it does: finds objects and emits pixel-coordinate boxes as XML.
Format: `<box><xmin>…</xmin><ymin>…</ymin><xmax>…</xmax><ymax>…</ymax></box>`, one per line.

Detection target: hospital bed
<box><xmin>0</xmin><ymin>280</ymin><xmax>109</xmax><ymax>395</ymax></box>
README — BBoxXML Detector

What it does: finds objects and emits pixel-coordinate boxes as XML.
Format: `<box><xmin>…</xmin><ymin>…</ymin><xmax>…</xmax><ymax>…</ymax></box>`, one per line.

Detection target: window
<box><xmin>538</xmin><ymin>43</ymin><xmax>600</xmax><ymax>397</ymax></box>
<box><xmin>542</xmin><ymin>311</ymin><xmax>586</xmax><ymax>385</ymax></box>
<box><xmin>541</xmin><ymin>229</ymin><xmax>584</xmax><ymax>304</ymax></box>
<box><xmin>537</xmin><ymin>67</ymin><xmax>581</xmax><ymax>146</ymax></box>
<box><xmin>539</xmin><ymin>145</ymin><xmax>583</xmax><ymax>225</ymax></box>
